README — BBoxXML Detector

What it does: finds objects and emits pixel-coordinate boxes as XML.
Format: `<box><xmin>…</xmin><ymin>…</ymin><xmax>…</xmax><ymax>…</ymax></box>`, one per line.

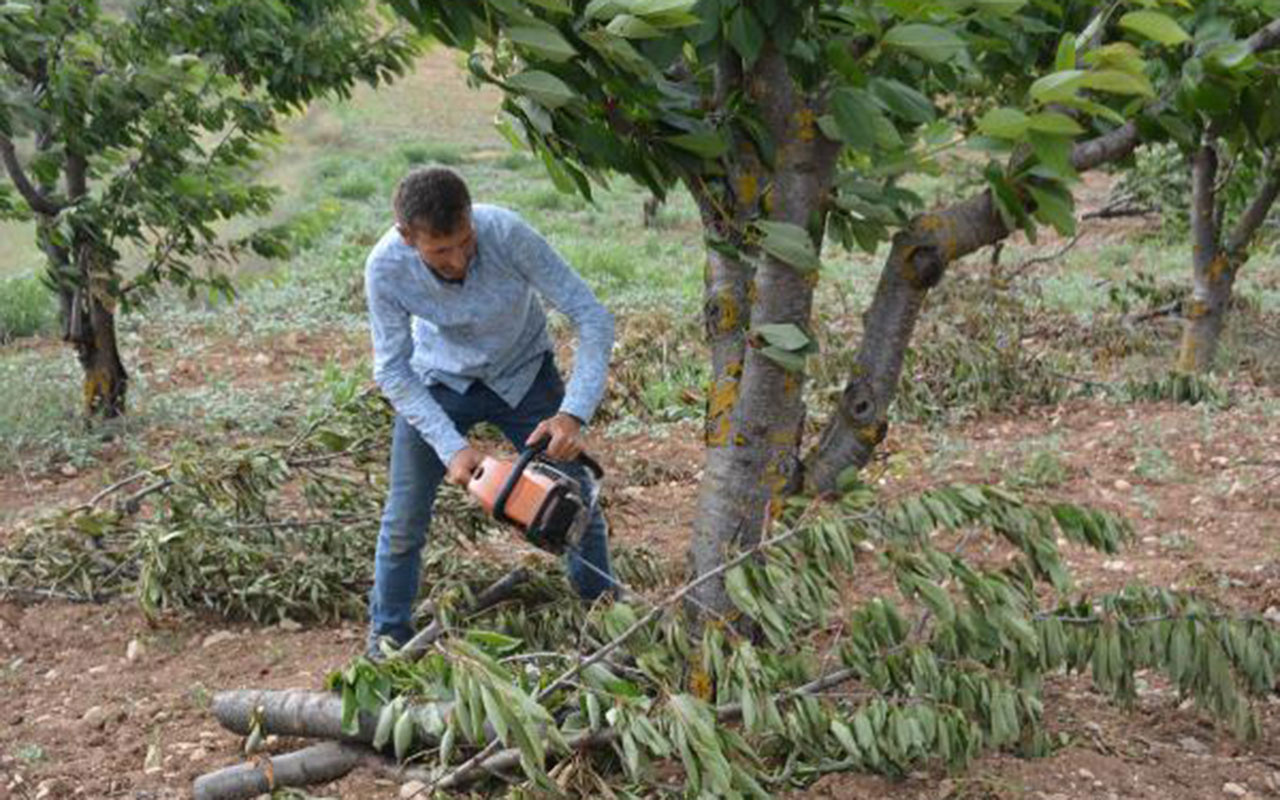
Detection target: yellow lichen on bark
<box><xmin>915</xmin><ymin>213</ymin><xmax>960</xmax><ymax>260</ymax></box>
<box><xmin>1207</xmin><ymin>254</ymin><xmax>1231</xmax><ymax>284</ymax></box>
<box><xmin>792</xmin><ymin>107</ymin><xmax>817</xmax><ymax>142</ymax></box>
<box><xmin>736</xmin><ymin>173</ymin><xmax>759</xmax><ymax>207</ymax></box>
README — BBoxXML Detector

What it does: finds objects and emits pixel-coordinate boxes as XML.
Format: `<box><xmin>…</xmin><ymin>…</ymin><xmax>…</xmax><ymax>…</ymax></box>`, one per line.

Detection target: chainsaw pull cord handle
<box><xmin>491</xmin><ymin>435</ymin><xmax>604</xmax><ymax>527</ymax></box>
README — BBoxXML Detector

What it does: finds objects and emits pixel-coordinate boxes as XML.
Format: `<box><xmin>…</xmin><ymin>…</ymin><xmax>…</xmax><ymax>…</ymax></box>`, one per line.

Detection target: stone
<box><xmin>1077</xmin><ymin>768</ymin><xmax>1096</xmax><ymax>781</ymax></box>
<box><xmin>277</xmin><ymin>617</ymin><xmax>302</xmax><ymax>633</ymax></box>
<box><xmin>1113</xmin><ymin>479</ymin><xmax>1132</xmax><ymax>491</ymax></box>
<box><xmin>188</xmin><ymin>747</ymin><xmax>208</xmax><ymax>762</ymax></box>
<box><xmin>201</xmin><ymin>630</ymin><xmax>236</xmax><ymax>649</ymax></box>
<box><xmin>1179</xmin><ymin>736</ymin><xmax>1209</xmax><ymax>755</ymax></box>
<box><xmin>126</xmin><ymin>639</ymin><xmax>144</xmax><ymax>662</ymax></box>
<box><xmin>399</xmin><ymin>780</ymin><xmax>428</xmax><ymax>799</ymax></box>
<box><xmin>1221</xmin><ymin>783</ymin><xmax>1247</xmax><ymax>797</ymax></box>
<box><xmin>80</xmin><ymin>706</ymin><xmax>107</xmax><ymax>730</ymax></box>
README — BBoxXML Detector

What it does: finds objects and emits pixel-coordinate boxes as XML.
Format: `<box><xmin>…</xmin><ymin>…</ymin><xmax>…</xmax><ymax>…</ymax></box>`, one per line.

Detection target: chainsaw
<box><xmin>466</xmin><ymin>436</ymin><xmax>603</xmax><ymax>555</ymax></box>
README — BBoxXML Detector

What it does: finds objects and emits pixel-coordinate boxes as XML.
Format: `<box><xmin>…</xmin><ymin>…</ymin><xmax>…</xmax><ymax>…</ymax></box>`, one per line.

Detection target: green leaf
<box><xmin>373</xmin><ymin>702</ymin><xmax>397</xmax><ymax>750</ymax></box>
<box><xmin>584</xmin><ymin>0</ymin><xmax>627</xmax><ymax>21</ymax></box>
<box><xmin>882</xmin><ymin>24</ymin><xmax>967</xmax><ymax>64</ymax></box>
<box><xmin>1119</xmin><ymin>10</ymin><xmax>1190</xmax><ymax>47</ymax></box>
<box><xmin>1055</xmin><ymin>33</ymin><xmax>1077</xmax><ymax>72</ymax></box>
<box><xmin>977</xmin><ymin>107</ymin><xmax>1030</xmax><ymax>139</ymax></box>
<box><xmin>1081</xmin><ymin>69</ymin><xmax>1154</xmax><ymax>98</ymax></box>
<box><xmin>974</xmin><ymin>0</ymin><xmax>1027</xmax><ymax>17</ymax></box>
<box><xmin>827</xmin><ymin>88</ymin><xmax>879</xmax><ymax>150</ymax></box>
<box><xmin>1030</xmin><ymin>70</ymin><xmax>1087</xmax><ymax>103</ymax></box>
<box><xmin>870</xmin><ymin>78</ymin><xmax>935</xmax><ymax>124</ymax></box>
<box><xmin>507</xmin><ymin>24</ymin><xmax>578</xmax><ymax>61</ymax></box>
<box><xmin>755</xmin><ymin>220</ymin><xmax>821</xmax><ymax>273</ymax></box>
<box><xmin>525</xmin><ymin>0</ymin><xmax>571</xmax><ymax>12</ymax></box>
<box><xmin>760</xmin><ymin>346</ymin><xmax>808</xmax><ymax>372</ymax></box>
<box><xmin>393</xmin><ymin>707</ymin><xmax>415</xmax><ymax>760</ymax></box>
<box><xmin>1027</xmin><ymin>111</ymin><xmax>1084</xmax><ymax>136</ymax></box>
<box><xmin>1027</xmin><ymin>182</ymin><xmax>1076</xmax><ymax>236</ymax></box>
<box><xmin>663</xmin><ymin>131</ymin><xmax>729</xmax><ymax>159</ymax></box>
<box><xmin>726</xmin><ymin>6</ymin><xmax>765</xmax><ymax>65</ymax></box>
<box><xmin>505</xmin><ymin>70</ymin><xmax>576</xmax><ymax>109</ymax></box>
<box><xmin>606</xmin><ymin>14</ymin><xmax>662</xmax><ymax>38</ymax></box>
<box><xmin>754</xmin><ymin>323</ymin><xmax>812</xmax><ymax>352</ymax></box>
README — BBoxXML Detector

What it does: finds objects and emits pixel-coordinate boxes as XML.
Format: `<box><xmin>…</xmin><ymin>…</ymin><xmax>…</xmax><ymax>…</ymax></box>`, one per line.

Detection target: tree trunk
<box><xmin>804</xmin><ymin>123</ymin><xmax>1142</xmax><ymax>494</ymax></box>
<box><xmin>1177</xmin><ymin>148</ymin><xmax>1280</xmax><ymax>373</ymax></box>
<box><xmin>64</xmin><ymin>154</ymin><xmax>129</xmax><ymax>418</ymax></box>
<box><xmin>686</xmin><ymin>44</ymin><xmax>841</xmax><ymax>620</ymax></box>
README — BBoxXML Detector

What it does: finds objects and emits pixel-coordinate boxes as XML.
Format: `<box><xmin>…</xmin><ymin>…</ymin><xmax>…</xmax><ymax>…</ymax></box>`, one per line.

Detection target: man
<box><xmin>364</xmin><ymin>166</ymin><xmax>616</xmax><ymax>656</ymax></box>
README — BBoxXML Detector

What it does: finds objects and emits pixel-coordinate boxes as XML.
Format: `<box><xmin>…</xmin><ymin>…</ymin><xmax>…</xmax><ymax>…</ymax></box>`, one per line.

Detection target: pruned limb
<box><xmin>397</xmin><ymin>567</ymin><xmax>532</xmax><ymax>660</ymax></box>
<box><xmin>419</xmin><ymin>666</ymin><xmax>865</xmax><ymax>793</ymax></box>
<box><xmin>192</xmin><ymin>741</ymin><xmax>365</xmax><ymax>800</ymax></box>
<box><xmin>212</xmin><ymin>689</ymin><xmax>381</xmax><ymax>742</ymax></box>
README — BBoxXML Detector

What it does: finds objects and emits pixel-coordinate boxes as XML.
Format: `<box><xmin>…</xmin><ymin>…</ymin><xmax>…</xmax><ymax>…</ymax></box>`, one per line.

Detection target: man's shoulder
<box><xmin>472</xmin><ymin>204</ymin><xmax>527</xmax><ymax>237</ymax></box>
<box><xmin>366</xmin><ymin>226</ymin><xmax>412</xmax><ymax>277</ymax></box>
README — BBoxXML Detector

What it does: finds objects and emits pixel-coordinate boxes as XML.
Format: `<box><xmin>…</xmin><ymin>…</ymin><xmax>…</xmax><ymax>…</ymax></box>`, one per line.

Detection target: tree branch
<box><xmin>1225</xmin><ymin>149</ymin><xmax>1280</xmax><ymax>256</ymax></box>
<box><xmin>0</xmin><ymin>134</ymin><xmax>62</xmax><ymax>215</ymax></box>
<box><xmin>1246</xmin><ymin>18</ymin><xmax>1280</xmax><ymax>55</ymax></box>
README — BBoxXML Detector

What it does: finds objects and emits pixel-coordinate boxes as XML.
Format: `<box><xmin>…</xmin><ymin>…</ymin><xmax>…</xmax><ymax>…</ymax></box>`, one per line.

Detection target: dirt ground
<box><xmin>1</xmin><ymin>384</ymin><xmax>1278</xmax><ymax>799</ymax></box>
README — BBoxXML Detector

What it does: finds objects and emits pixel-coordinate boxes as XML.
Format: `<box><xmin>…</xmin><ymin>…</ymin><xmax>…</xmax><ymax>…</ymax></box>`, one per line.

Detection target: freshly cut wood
<box><xmin>212</xmin><ymin>689</ymin><xmax>380</xmax><ymax>742</ymax></box>
<box><xmin>192</xmin><ymin>741</ymin><xmax>364</xmax><ymax>800</ymax></box>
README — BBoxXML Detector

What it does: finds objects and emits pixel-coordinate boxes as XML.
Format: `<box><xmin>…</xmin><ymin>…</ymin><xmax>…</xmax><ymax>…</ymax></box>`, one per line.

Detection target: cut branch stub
<box><xmin>192</xmin><ymin>741</ymin><xmax>365</xmax><ymax>800</ymax></box>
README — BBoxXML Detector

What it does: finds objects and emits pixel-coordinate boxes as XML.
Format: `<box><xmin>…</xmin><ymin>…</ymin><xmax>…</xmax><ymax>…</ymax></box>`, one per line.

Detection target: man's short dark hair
<box><xmin>393</xmin><ymin>167</ymin><xmax>471</xmax><ymax>235</ymax></box>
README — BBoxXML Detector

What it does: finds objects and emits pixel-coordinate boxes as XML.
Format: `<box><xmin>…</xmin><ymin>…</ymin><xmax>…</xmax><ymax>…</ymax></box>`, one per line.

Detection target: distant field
<box><xmin>0</xmin><ymin>46</ymin><xmax>507</xmax><ymax>280</ymax></box>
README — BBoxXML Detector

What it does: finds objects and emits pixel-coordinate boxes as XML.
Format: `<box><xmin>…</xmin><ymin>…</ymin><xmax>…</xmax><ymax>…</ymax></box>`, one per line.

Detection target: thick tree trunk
<box><xmin>75</xmin><ymin>287</ymin><xmax>129</xmax><ymax>418</ymax></box>
<box><xmin>804</xmin><ymin>123</ymin><xmax>1142</xmax><ymax>494</ymax></box>
<box><xmin>686</xmin><ymin>45</ymin><xmax>841</xmax><ymax>620</ymax></box>
<box><xmin>192</xmin><ymin>742</ymin><xmax>366</xmax><ymax>800</ymax></box>
<box><xmin>1177</xmin><ymin>148</ymin><xmax>1280</xmax><ymax>373</ymax></box>
<box><xmin>58</xmin><ymin>154</ymin><xmax>130</xmax><ymax>418</ymax></box>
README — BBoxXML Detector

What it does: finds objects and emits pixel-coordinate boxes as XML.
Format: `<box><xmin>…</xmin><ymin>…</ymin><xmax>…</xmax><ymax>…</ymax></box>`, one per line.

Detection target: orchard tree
<box><xmin>1140</xmin><ymin>3</ymin><xmax>1280</xmax><ymax>373</ymax></box>
<box><xmin>385</xmin><ymin>0</ymin><xmax>1199</xmax><ymax>617</ymax></box>
<box><xmin>0</xmin><ymin>0</ymin><xmax>416</xmax><ymax>417</ymax></box>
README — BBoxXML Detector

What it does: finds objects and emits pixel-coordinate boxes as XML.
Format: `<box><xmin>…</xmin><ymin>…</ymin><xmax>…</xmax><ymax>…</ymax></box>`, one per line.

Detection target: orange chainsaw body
<box><xmin>466</xmin><ymin>443</ymin><xmax>600</xmax><ymax>554</ymax></box>
<box><xmin>468</xmin><ymin>456</ymin><xmax>559</xmax><ymax>531</ymax></box>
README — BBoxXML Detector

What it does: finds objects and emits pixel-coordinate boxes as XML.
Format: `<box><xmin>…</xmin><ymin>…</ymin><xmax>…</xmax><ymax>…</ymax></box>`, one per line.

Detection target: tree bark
<box><xmin>61</xmin><ymin>154</ymin><xmax>129</xmax><ymax>418</ymax></box>
<box><xmin>687</xmin><ymin>43</ymin><xmax>841</xmax><ymax>620</ymax></box>
<box><xmin>212</xmin><ymin>689</ymin><xmax>388</xmax><ymax>743</ymax></box>
<box><xmin>192</xmin><ymin>741</ymin><xmax>366</xmax><ymax>800</ymax></box>
<box><xmin>804</xmin><ymin>124</ymin><xmax>1142</xmax><ymax>494</ymax></box>
<box><xmin>1177</xmin><ymin>141</ymin><xmax>1225</xmax><ymax>372</ymax></box>
<box><xmin>1177</xmin><ymin>148</ymin><xmax>1280</xmax><ymax>373</ymax></box>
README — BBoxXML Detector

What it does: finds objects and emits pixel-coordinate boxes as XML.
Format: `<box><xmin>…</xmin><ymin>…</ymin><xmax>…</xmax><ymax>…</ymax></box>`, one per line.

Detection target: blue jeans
<box><xmin>368</xmin><ymin>353</ymin><xmax>615</xmax><ymax>649</ymax></box>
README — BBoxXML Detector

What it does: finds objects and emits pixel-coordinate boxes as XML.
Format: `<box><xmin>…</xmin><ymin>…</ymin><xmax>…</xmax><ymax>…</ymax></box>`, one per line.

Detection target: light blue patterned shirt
<box><xmin>364</xmin><ymin>204</ymin><xmax>615</xmax><ymax>466</ymax></box>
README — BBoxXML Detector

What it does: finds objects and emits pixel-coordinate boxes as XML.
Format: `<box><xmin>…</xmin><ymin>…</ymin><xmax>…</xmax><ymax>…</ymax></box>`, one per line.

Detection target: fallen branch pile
<box><xmin>192</xmin><ymin>487</ymin><xmax>1280</xmax><ymax>798</ymax></box>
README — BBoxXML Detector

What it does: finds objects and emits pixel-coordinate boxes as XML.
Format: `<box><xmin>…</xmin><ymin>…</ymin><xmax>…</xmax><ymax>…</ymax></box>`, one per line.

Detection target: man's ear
<box><xmin>396</xmin><ymin>224</ymin><xmax>414</xmax><ymax>246</ymax></box>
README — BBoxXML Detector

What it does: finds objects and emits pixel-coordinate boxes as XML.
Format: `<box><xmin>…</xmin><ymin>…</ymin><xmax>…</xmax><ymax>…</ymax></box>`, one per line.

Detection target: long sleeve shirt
<box><xmin>364</xmin><ymin>204</ymin><xmax>615</xmax><ymax>466</ymax></box>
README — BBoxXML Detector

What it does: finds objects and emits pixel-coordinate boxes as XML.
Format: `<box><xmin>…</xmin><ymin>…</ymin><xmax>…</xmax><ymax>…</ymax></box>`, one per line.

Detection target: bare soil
<box><xmin>1</xmin><ymin>384</ymin><xmax>1278</xmax><ymax>799</ymax></box>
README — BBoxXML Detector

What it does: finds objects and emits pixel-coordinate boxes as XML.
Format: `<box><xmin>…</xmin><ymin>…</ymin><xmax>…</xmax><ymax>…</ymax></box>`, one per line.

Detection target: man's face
<box><xmin>400</xmin><ymin>214</ymin><xmax>477</xmax><ymax>281</ymax></box>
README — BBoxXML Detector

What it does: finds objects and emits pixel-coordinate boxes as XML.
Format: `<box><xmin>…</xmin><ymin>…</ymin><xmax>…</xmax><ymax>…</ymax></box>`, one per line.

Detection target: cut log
<box><xmin>212</xmin><ymin>689</ymin><xmax>381</xmax><ymax>743</ymax></box>
<box><xmin>192</xmin><ymin>741</ymin><xmax>364</xmax><ymax>800</ymax></box>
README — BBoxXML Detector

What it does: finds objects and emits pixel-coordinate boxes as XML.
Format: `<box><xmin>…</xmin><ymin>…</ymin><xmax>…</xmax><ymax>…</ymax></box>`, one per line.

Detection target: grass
<box><xmin>1</xmin><ymin>47</ymin><xmax>1278</xmax><ymax>493</ymax></box>
<box><xmin>0</xmin><ymin>272</ymin><xmax>57</xmax><ymax>343</ymax></box>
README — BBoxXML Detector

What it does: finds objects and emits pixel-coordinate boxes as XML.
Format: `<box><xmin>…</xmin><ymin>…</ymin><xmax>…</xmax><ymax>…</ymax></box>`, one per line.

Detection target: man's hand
<box><xmin>446</xmin><ymin>447</ymin><xmax>484</xmax><ymax>486</ymax></box>
<box><xmin>527</xmin><ymin>413</ymin><xmax>584</xmax><ymax>461</ymax></box>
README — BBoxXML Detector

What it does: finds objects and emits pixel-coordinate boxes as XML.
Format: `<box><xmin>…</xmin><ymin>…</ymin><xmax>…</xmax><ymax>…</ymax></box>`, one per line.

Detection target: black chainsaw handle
<box><xmin>491</xmin><ymin>435</ymin><xmax>604</xmax><ymax>526</ymax></box>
